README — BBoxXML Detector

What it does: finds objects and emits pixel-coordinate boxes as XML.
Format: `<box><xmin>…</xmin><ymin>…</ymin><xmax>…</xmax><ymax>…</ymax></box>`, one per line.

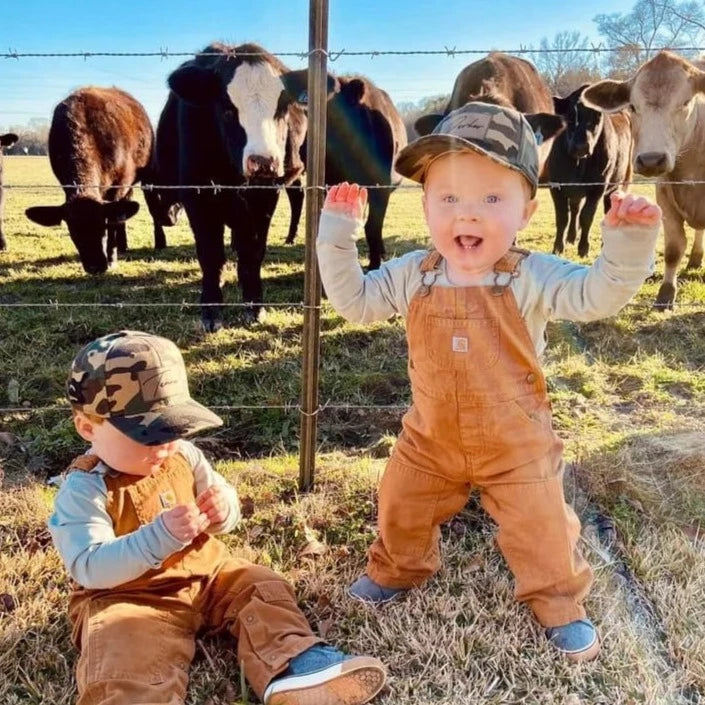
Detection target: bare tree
<box><xmin>594</xmin><ymin>0</ymin><xmax>705</xmax><ymax>77</ymax></box>
<box><xmin>528</xmin><ymin>31</ymin><xmax>602</xmax><ymax>96</ymax></box>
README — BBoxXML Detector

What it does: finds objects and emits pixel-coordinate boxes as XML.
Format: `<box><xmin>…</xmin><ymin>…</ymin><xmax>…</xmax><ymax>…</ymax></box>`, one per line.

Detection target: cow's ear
<box><xmin>524</xmin><ymin>113</ymin><xmax>566</xmax><ymax>143</ymax></box>
<box><xmin>341</xmin><ymin>78</ymin><xmax>366</xmax><ymax>105</ymax></box>
<box><xmin>415</xmin><ymin>113</ymin><xmax>444</xmax><ymax>136</ymax></box>
<box><xmin>552</xmin><ymin>96</ymin><xmax>570</xmax><ymax>116</ymax></box>
<box><xmin>0</xmin><ymin>133</ymin><xmax>18</xmax><ymax>147</ymax></box>
<box><xmin>104</xmin><ymin>200</ymin><xmax>140</xmax><ymax>223</ymax></box>
<box><xmin>692</xmin><ymin>68</ymin><xmax>705</xmax><ymax>95</ymax></box>
<box><xmin>282</xmin><ymin>70</ymin><xmax>338</xmax><ymax>104</ymax></box>
<box><xmin>582</xmin><ymin>80</ymin><xmax>631</xmax><ymax>113</ymax></box>
<box><xmin>169</xmin><ymin>65</ymin><xmax>222</xmax><ymax>104</ymax></box>
<box><xmin>26</xmin><ymin>205</ymin><xmax>65</xmax><ymax>227</ymax></box>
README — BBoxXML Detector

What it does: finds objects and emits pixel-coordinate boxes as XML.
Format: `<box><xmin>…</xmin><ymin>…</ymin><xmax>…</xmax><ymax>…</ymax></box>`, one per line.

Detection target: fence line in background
<box><xmin>4</xmin><ymin>45</ymin><xmax>705</xmax><ymax>61</ymax></box>
<box><xmin>4</xmin><ymin>180</ymin><xmax>705</xmax><ymax>190</ymax></box>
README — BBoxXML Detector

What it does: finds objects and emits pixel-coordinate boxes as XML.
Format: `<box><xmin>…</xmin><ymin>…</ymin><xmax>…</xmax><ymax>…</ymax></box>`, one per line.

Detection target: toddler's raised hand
<box><xmin>323</xmin><ymin>182</ymin><xmax>368</xmax><ymax>221</ymax></box>
<box><xmin>162</xmin><ymin>503</ymin><xmax>210</xmax><ymax>543</ymax></box>
<box><xmin>605</xmin><ymin>191</ymin><xmax>661</xmax><ymax>228</ymax></box>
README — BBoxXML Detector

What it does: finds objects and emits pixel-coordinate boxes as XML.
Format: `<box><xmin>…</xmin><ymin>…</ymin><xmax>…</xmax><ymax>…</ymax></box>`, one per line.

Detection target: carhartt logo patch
<box><xmin>452</xmin><ymin>336</ymin><xmax>469</xmax><ymax>353</ymax></box>
<box><xmin>159</xmin><ymin>490</ymin><xmax>176</xmax><ymax>509</ymax></box>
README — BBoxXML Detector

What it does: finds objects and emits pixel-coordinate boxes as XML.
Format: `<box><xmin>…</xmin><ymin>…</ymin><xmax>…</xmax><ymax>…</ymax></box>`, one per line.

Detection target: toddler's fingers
<box><xmin>360</xmin><ymin>187</ymin><xmax>368</xmax><ymax>211</ymax></box>
<box><xmin>346</xmin><ymin>183</ymin><xmax>360</xmax><ymax>204</ymax></box>
<box><xmin>337</xmin><ymin>182</ymin><xmax>350</xmax><ymax>202</ymax></box>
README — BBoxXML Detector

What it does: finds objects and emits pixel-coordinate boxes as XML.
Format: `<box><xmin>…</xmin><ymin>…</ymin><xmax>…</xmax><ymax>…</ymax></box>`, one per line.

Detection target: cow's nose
<box><xmin>246</xmin><ymin>155</ymin><xmax>278</xmax><ymax>175</ymax></box>
<box><xmin>570</xmin><ymin>143</ymin><xmax>589</xmax><ymax>159</ymax></box>
<box><xmin>635</xmin><ymin>152</ymin><xmax>668</xmax><ymax>174</ymax></box>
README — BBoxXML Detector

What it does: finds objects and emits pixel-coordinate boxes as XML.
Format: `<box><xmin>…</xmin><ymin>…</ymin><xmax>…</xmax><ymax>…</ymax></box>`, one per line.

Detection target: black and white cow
<box><xmin>160</xmin><ymin>43</ymin><xmax>311</xmax><ymax>330</ymax></box>
<box><xmin>161</xmin><ymin>43</ymin><xmax>407</xmax><ymax>330</ymax></box>
<box><xmin>0</xmin><ymin>132</ymin><xmax>19</xmax><ymax>251</ymax></box>
<box><xmin>548</xmin><ymin>85</ymin><xmax>633</xmax><ymax>257</ymax></box>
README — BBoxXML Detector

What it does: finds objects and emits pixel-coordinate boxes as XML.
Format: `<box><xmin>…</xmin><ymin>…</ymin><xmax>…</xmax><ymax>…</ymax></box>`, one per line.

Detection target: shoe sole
<box><xmin>265</xmin><ymin>656</ymin><xmax>387</xmax><ymax>705</ymax></box>
<box><xmin>564</xmin><ymin>635</ymin><xmax>601</xmax><ymax>663</ymax></box>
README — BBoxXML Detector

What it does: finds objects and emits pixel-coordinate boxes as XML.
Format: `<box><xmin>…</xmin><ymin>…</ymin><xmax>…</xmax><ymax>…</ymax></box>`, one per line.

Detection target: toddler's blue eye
<box><xmin>485</xmin><ymin>194</ymin><xmax>500</xmax><ymax>204</ymax></box>
<box><xmin>443</xmin><ymin>195</ymin><xmax>458</xmax><ymax>203</ymax></box>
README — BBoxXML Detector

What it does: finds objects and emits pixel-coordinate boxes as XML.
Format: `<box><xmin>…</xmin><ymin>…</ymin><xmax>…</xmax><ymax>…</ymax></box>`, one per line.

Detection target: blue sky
<box><xmin>1</xmin><ymin>0</ymin><xmax>635</xmax><ymax>129</ymax></box>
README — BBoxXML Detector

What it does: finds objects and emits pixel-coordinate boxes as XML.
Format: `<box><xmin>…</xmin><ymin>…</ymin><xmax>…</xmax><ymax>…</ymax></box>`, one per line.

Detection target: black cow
<box><xmin>548</xmin><ymin>85</ymin><xmax>633</xmax><ymax>257</ymax></box>
<box><xmin>282</xmin><ymin>74</ymin><xmax>408</xmax><ymax>269</ymax></box>
<box><xmin>414</xmin><ymin>53</ymin><xmax>565</xmax><ymax>178</ymax></box>
<box><xmin>25</xmin><ymin>87</ymin><xmax>163</xmax><ymax>274</ymax></box>
<box><xmin>0</xmin><ymin>132</ymin><xmax>19</xmax><ymax>251</ymax></box>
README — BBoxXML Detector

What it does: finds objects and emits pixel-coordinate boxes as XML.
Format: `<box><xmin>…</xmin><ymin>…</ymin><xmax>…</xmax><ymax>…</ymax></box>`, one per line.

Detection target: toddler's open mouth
<box><xmin>456</xmin><ymin>235</ymin><xmax>483</xmax><ymax>249</ymax></box>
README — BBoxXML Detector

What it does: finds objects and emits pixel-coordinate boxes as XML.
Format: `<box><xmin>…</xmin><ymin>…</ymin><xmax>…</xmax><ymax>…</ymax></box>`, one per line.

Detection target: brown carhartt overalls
<box><xmin>67</xmin><ymin>452</ymin><xmax>321</xmax><ymax>705</ymax></box>
<box><xmin>367</xmin><ymin>248</ymin><xmax>593</xmax><ymax>627</ymax></box>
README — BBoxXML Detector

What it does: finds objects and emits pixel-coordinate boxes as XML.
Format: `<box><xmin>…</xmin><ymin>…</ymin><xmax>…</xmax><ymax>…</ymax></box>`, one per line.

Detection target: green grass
<box><xmin>1</xmin><ymin>156</ymin><xmax>705</xmax><ymax>704</ymax></box>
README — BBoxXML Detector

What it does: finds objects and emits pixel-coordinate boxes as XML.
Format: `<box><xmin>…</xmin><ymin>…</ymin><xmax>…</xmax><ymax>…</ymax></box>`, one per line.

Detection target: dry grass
<box><xmin>2</xmin><ymin>157</ymin><xmax>705</xmax><ymax>703</ymax></box>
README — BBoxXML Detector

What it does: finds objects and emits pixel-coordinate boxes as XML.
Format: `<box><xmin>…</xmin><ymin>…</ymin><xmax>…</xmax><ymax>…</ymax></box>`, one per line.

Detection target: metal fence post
<box><xmin>299</xmin><ymin>0</ymin><xmax>329</xmax><ymax>491</ymax></box>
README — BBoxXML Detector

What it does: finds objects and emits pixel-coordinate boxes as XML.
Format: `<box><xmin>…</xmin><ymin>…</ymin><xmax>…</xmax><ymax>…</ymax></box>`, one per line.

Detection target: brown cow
<box><xmin>415</xmin><ymin>53</ymin><xmax>565</xmax><ymax>176</ymax></box>
<box><xmin>584</xmin><ymin>51</ymin><xmax>705</xmax><ymax>308</ymax></box>
<box><xmin>0</xmin><ymin>132</ymin><xmax>19</xmax><ymax>251</ymax></box>
<box><xmin>25</xmin><ymin>87</ymin><xmax>165</xmax><ymax>274</ymax></box>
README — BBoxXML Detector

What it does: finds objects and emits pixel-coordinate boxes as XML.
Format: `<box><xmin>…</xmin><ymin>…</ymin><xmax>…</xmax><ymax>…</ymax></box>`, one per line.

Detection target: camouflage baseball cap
<box><xmin>395</xmin><ymin>102</ymin><xmax>539</xmax><ymax>197</ymax></box>
<box><xmin>67</xmin><ymin>330</ymin><xmax>223</xmax><ymax>446</ymax></box>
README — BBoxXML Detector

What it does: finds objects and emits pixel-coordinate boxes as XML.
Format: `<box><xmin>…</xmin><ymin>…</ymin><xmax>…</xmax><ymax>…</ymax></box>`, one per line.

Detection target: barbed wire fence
<box><xmin>2</xmin><ymin>10</ymin><xmax>705</xmax><ymax>486</ymax></box>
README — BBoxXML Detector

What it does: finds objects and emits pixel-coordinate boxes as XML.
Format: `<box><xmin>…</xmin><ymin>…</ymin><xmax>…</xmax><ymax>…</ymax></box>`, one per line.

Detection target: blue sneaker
<box><xmin>546</xmin><ymin>618</ymin><xmax>601</xmax><ymax>662</ymax></box>
<box><xmin>263</xmin><ymin>644</ymin><xmax>386</xmax><ymax>705</ymax></box>
<box><xmin>348</xmin><ymin>575</ymin><xmax>408</xmax><ymax>605</ymax></box>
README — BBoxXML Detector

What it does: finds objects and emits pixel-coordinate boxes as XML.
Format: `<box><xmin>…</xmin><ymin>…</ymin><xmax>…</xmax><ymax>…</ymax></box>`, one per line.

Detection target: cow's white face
<box><xmin>584</xmin><ymin>52</ymin><xmax>705</xmax><ymax>177</ymax></box>
<box><xmin>629</xmin><ymin>60</ymin><xmax>700</xmax><ymax>175</ymax></box>
<box><xmin>226</xmin><ymin>62</ymin><xmax>287</xmax><ymax>178</ymax></box>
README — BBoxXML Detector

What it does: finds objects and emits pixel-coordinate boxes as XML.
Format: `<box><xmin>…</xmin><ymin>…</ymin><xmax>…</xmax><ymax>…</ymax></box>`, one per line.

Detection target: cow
<box><xmin>161</xmin><ymin>43</ymin><xmax>406</xmax><ymax>331</ymax></box>
<box><xmin>282</xmin><ymin>74</ymin><xmax>407</xmax><ymax>270</ymax></box>
<box><xmin>414</xmin><ymin>53</ymin><xmax>565</xmax><ymax>177</ymax></box>
<box><xmin>548</xmin><ymin>85</ymin><xmax>633</xmax><ymax>258</ymax></box>
<box><xmin>24</xmin><ymin>87</ymin><xmax>163</xmax><ymax>274</ymax></box>
<box><xmin>0</xmin><ymin>132</ymin><xmax>19</xmax><ymax>251</ymax></box>
<box><xmin>584</xmin><ymin>51</ymin><xmax>705</xmax><ymax>309</ymax></box>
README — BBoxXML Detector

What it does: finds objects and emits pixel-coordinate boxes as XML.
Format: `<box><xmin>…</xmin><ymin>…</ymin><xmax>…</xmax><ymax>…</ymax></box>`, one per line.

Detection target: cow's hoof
<box><xmin>578</xmin><ymin>244</ymin><xmax>590</xmax><ymax>258</ymax></box>
<box><xmin>552</xmin><ymin>244</ymin><xmax>564</xmax><ymax>256</ymax></box>
<box><xmin>200</xmin><ymin>316</ymin><xmax>223</xmax><ymax>333</ymax></box>
<box><xmin>242</xmin><ymin>305</ymin><xmax>265</xmax><ymax>325</ymax></box>
<box><xmin>653</xmin><ymin>283</ymin><xmax>676</xmax><ymax>311</ymax></box>
<box><xmin>284</xmin><ymin>235</ymin><xmax>296</xmax><ymax>245</ymax></box>
<box><xmin>686</xmin><ymin>254</ymin><xmax>703</xmax><ymax>270</ymax></box>
<box><xmin>566</xmin><ymin>233</ymin><xmax>577</xmax><ymax>244</ymax></box>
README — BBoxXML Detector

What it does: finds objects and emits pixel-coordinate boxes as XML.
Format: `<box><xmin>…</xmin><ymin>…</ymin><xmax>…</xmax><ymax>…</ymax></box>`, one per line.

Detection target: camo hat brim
<box><xmin>395</xmin><ymin>101</ymin><xmax>539</xmax><ymax>197</ymax></box>
<box><xmin>67</xmin><ymin>330</ymin><xmax>223</xmax><ymax>446</ymax></box>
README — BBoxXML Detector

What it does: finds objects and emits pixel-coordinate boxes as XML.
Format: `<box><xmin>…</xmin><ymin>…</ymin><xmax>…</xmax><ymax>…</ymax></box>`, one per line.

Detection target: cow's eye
<box><xmin>629</xmin><ymin>104</ymin><xmax>637</xmax><ymax>113</ymax></box>
<box><xmin>683</xmin><ymin>99</ymin><xmax>691</xmax><ymax>107</ymax></box>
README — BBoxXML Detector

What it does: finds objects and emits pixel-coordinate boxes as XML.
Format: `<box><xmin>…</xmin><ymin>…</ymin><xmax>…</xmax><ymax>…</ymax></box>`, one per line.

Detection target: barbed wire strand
<box><xmin>3</xmin><ymin>45</ymin><xmax>705</xmax><ymax>61</ymax></box>
<box><xmin>5</xmin><ymin>180</ymin><xmax>705</xmax><ymax>190</ymax></box>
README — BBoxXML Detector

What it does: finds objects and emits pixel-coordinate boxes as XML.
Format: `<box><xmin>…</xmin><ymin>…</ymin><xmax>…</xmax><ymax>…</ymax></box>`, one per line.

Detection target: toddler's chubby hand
<box><xmin>605</xmin><ymin>191</ymin><xmax>661</xmax><ymax>228</ymax></box>
<box><xmin>323</xmin><ymin>182</ymin><xmax>368</xmax><ymax>221</ymax></box>
<box><xmin>196</xmin><ymin>485</ymin><xmax>230</xmax><ymax>526</ymax></box>
<box><xmin>162</xmin><ymin>502</ymin><xmax>210</xmax><ymax>543</ymax></box>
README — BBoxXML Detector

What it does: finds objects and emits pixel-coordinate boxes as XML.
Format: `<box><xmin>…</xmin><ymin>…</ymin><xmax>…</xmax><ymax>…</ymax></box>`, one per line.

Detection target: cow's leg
<box><xmin>655</xmin><ymin>192</ymin><xmax>686</xmax><ymax>310</ymax></box>
<box><xmin>106</xmin><ymin>226</ymin><xmax>119</xmax><ymax>269</ymax></box>
<box><xmin>143</xmin><ymin>184</ymin><xmax>169</xmax><ymax>250</ymax></box>
<box><xmin>365</xmin><ymin>187</ymin><xmax>391</xmax><ymax>270</ymax></box>
<box><xmin>116</xmin><ymin>222</ymin><xmax>128</xmax><ymax>254</ymax></box>
<box><xmin>153</xmin><ymin>221</ymin><xmax>167</xmax><ymax>251</ymax></box>
<box><xmin>185</xmin><ymin>199</ymin><xmax>226</xmax><ymax>332</ymax></box>
<box><xmin>577</xmin><ymin>191</ymin><xmax>601</xmax><ymax>258</ymax></box>
<box><xmin>285</xmin><ymin>180</ymin><xmax>304</xmax><ymax>245</ymax></box>
<box><xmin>686</xmin><ymin>229</ymin><xmax>703</xmax><ymax>270</ymax></box>
<box><xmin>566</xmin><ymin>198</ymin><xmax>580</xmax><ymax>245</ymax></box>
<box><xmin>0</xmin><ymin>185</ymin><xmax>7</xmax><ymax>251</ymax></box>
<box><xmin>551</xmin><ymin>189</ymin><xmax>569</xmax><ymax>255</ymax></box>
<box><xmin>231</xmin><ymin>189</ymin><xmax>279</xmax><ymax>323</ymax></box>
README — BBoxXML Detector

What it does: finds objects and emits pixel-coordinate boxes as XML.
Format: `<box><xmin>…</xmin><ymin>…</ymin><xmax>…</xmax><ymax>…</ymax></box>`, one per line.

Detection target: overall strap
<box><xmin>491</xmin><ymin>246</ymin><xmax>530</xmax><ymax>295</ymax></box>
<box><xmin>417</xmin><ymin>250</ymin><xmax>443</xmax><ymax>297</ymax></box>
<box><xmin>67</xmin><ymin>454</ymin><xmax>101</xmax><ymax>473</ymax></box>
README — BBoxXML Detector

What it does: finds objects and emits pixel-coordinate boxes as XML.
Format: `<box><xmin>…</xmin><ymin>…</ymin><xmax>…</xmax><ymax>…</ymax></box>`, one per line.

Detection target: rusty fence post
<box><xmin>299</xmin><ymin>0</ymin><xmax>329</xmax><ymax>491</ymax></box>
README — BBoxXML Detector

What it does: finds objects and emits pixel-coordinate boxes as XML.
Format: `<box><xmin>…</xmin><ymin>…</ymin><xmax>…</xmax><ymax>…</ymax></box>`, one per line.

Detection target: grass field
<box><xmin>1</xmin><ymin>156</ymin><xmax>704</xmax><ymax>704</ymax></box>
